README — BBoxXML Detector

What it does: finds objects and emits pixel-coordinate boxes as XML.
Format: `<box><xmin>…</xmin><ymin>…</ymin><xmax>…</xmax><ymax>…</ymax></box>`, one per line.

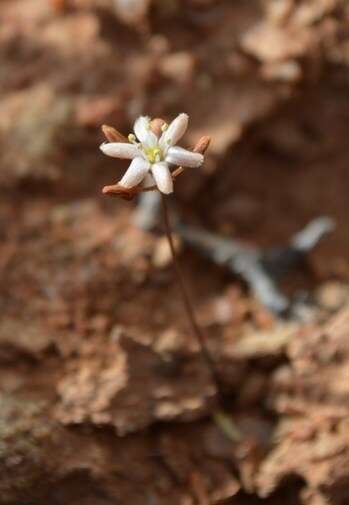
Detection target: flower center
<box><xmin>144</xmin><ymin>146</ymin><xmax>162</xmax><ymax>164</ymax></box>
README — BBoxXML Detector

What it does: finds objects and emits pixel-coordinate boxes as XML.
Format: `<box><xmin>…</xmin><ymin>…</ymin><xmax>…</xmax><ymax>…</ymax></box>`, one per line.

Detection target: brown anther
<box><xmin>193</xmin><ymin>135</ymin><xmax>211</xmax><ymax>154</ymax></box>
<box><xmin>102</xmin><ymin>125</ymin><xmax>128</xmax><ymax>143</ymax></box>
<box><xmin>150</xmin><ymin>118</ymin><xmax>166</xmax><ymax>138</ymax></box>
<box><xmin>102</xmin><ymin>183</ymin><xmax>140</xmax><ymax>200</ymax></box>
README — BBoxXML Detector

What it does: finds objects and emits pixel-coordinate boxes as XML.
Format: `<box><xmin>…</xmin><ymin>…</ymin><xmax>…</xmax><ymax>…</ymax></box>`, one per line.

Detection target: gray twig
<box><xmin>132</xmin><ymin>191</ymin><xmax>161</xmax><ymax>231</ymax></box>
<box><xmin>177</xmin><ymin>217</ymin><xmax>335</xmax><ymax>317</ymax></box>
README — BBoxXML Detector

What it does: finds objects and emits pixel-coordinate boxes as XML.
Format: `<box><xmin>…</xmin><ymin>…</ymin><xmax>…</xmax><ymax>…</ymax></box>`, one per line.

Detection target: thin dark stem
<box><xmin>160</xmin><ymin>194</ymin><xmax>225</xmax><ymax>401</ymax></box>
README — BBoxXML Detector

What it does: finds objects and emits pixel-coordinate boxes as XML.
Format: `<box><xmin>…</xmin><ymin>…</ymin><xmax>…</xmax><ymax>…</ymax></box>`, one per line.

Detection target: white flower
<box><xmin>100</xmin><ymin>114</ymin><xmax>204</xmax><ymax>194</ymax></box>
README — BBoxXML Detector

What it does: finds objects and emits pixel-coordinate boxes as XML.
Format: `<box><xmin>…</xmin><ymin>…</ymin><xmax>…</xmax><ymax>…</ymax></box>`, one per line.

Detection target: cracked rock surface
<box><xmin>2</xmin><ymin>0</ymin><xmax>349</xmax><ymax>504</ymax></box>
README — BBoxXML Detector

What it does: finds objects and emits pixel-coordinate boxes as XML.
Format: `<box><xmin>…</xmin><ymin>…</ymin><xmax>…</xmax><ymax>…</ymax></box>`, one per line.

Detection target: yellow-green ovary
<box><xmin>144</xmin><ymin>147</ymin><xmax>162</xmax><ymax>163</ymax></box>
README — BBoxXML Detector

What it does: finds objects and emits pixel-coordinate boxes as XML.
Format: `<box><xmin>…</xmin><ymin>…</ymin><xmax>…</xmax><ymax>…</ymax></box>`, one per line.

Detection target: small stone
<box><xmin>113</xmin><ymin>0</ymin><xmax>151</xmax><ymax>24</ymax></box>
<box><xmin>154</xmin><ymin>328</ymin><xmax>184</xmax><ymax>354</ymax></box>
<box><xmin>316</xmin><ymin>282</ymin><xmax>349</xmax><ymax>312</ymax></box>
<box><xmin>261</xmin><ymin>60</ymin><xmax>302</xmax><ymax>83</ymax></box>
<box><xmin>152</xmin><ymin>235</ymin><xmax>182</xmax><ymax>268</ymax></box>
<box><xmin>159</xmin><ymin>52</ymin><xmax>196</xmax><ymax>84</ymax></box>
<box><xmin>266</xmin><ymin>0</ymin><xmax>293</xmax><ymax>26</ymax></box>
<box><xmin>241</xmin><ymin>22</ymin><xmax>313</xmax><ymax>62</ymax></box>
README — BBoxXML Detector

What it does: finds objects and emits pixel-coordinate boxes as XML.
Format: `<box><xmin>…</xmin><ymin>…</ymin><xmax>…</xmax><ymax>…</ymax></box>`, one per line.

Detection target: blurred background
<box><xmin>1</xmin><ymin>1</ymin><xmax>349</xmax><ymax>504</ymax></box>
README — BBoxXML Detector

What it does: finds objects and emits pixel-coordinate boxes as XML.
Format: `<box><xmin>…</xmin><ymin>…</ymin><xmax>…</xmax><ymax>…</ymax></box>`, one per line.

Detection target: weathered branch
<box><xmin>177</xmin><ymin>217</ymin><xmax>335</xmax><ymax>317</ymax></box>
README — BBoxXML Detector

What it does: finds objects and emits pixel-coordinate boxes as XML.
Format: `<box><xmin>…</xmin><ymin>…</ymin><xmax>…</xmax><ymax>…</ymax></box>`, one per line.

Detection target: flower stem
<box><xmin>160</xmin><ymin>194</ymin><xmax>225</xmax><ymax>402</ymax></box>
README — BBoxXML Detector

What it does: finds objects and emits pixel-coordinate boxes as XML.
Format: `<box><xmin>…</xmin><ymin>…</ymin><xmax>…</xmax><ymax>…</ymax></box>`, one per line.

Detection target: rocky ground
<box><xmin>1</xmin><ymin>1</ymin><xmax>349</xmax><ymax>504</ymax></box>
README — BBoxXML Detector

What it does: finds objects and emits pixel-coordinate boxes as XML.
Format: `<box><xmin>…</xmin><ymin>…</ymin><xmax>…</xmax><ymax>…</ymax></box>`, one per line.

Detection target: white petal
<box><xmin>120</xmin><ymin>157</ymin><xmax>150</xmax><ymax>188</ymax></box>
<box><xmin>160</xmin><ymin>113</ymin><xmax>188</xmax><ymax>150</ymax></box>
<box><xmin>151</xmin><ymin>162</ymin><xmax>173</xmax><ymax>194</ymax></box>
<box><xmin>100</xmin><ymin>142</ymin><xmax>140</xmax><ymax>159</ymax></box>
<box><xmin>133</xmin><ymin>116</ymin><xmax>158</xmax><ymax>148</ymax></box>
<box><xmin>165</xmin><ymin>146</ymin><xmax>203</xmax><ymax>168</ymax></box>
<box><xmin>143</xmin><ymin>173</ymin><xmax>155</xmax><ymax>187</ymax></box>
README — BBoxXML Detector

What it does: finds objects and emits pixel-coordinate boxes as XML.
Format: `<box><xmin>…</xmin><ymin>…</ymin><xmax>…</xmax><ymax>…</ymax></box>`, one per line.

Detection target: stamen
<box><xmin>128</xmin><ymin>133</ymin><xmax>136</xmax><ymax>143</ymax></box>
<box><xmin>161</xmin><ymin>123</ymin><xmax>169</xmax><ymax>132</ymax></box>
<box><xmin>145</xmin><ymin>146</ymin><xmax>162</xmax><ymax>163</ymax></box>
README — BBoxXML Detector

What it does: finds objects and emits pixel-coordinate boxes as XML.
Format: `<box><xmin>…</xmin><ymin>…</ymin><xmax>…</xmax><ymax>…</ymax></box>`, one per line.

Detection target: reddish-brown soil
<box><xmin>1</xmin><ymin>1</ymin><xmax>349</xmax><ymax>504</ymax></box>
